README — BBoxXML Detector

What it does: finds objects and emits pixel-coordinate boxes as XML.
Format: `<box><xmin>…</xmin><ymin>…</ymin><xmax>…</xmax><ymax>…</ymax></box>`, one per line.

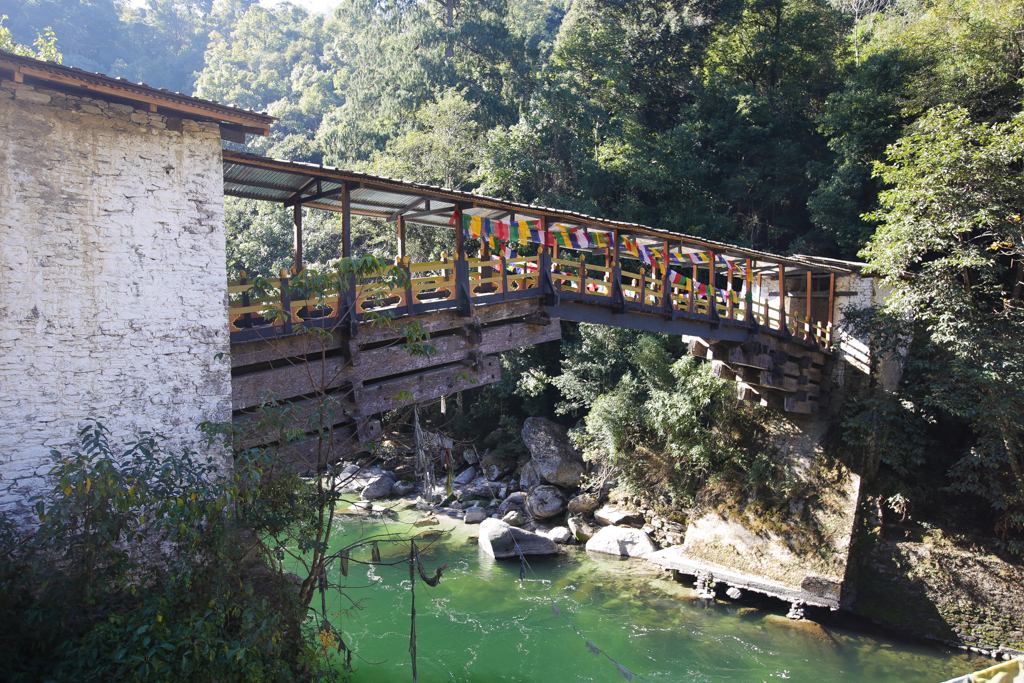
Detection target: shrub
<box><xmin>0</xmin><ymin>421</ymin><xmax>316</xmax><ymax>683</ymax></box>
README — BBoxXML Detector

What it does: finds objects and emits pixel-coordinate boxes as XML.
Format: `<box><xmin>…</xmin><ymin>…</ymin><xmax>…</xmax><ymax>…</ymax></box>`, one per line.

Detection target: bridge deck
<box><xmin>222</xmin><ymin>152</ymin><xmax>850</xmax><ymax>440</ymax></box>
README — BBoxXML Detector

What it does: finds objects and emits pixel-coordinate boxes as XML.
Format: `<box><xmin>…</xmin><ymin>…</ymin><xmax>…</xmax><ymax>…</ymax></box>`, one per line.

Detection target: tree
<box><xmin>860</xmin><ymin>0</ymin><xmax>1024</xmax><ymax>122</ymax></box>
<box><xmin>828</xmin><ymin>0</ymin><xmax>890</xmax><ymax>66</ymax></box>
<box><xmin>195</xmin><ymin>2</ymin><xmax>342</xmax><ymax>161</ymax></box>
<box><xmin>208</xmin><ymin>258</ymin><xmax>452</xmax><ymax>677</ymax></box>
<box><xmin>862</xmin><ymin>105</ymin><xmax>1024</xmax><ymax>551</ymax></box>
<box><xmin>0</xmin><ymin>14</ymin><xmax>61</xmax><ymax>62</ymax></box>
<box><xmin>368</xmin><ymin>88</ymin><xmax>481</xmax><ymax>189</ymax></box>
<box><xmin>318</xmin><ymin>0</ymin><xmax>532</xmax><ymax>166</ymax></box>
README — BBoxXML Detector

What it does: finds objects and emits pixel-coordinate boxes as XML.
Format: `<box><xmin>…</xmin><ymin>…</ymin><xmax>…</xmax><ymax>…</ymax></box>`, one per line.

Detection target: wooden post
<box><xmin>280</xmin><ymin>269</ymin><xmax>292</xmax><ymax>336</ymax></box>
<box><xmin>757</xmin><ymin>272</ymin><xmax>763</xmax><ymax>324</ymax></box>
<box><xmin>806</xmin><ymin>270</ymin><xmax>813</xmax><ymax>341</ymax></box>
<box><xmin>404</xmin><ymin>256</ymin><xmax>414</xmax><ymax>317</ymax></box>
<box><xmin>455</xmin><ymin>206</ymin><xmax>464</xmax><ymax>260</ymax></box>
<box><xmin>638</xmin><ymin>267</ymin><xmax>646</xmax><ymax>310</ymax></box>
<box><xmin>501</xmin><ymin>254</ymin><xmax>508</xmax><ymax>301</ymax></box>
<box><xmin>341</xmin><ymin>182</ymin><xmax>356</xmax><ymax>332</ymax></box>
<box><xmin>828</xmin><ymin>272</ymin><xmax>835</xmax><ymax>346</ymax></box>
<box><xmin>240</xmin><ymin>270</ymin><xmax>251</xmax><ymax>329</ymax></box>
<box><xmin>581</xmin><ymin>253</ymin><xmax>589</xmax><ymax>299</ymax></box>
<box><xmin>690</xmin><ymin>264</ymin><xmax>698</xmax><ymax>315</ymax></box>
<box><xmin>778</xmin><ymin>264</ymin><xmax>787</xmax><ymax>334</ymax></box>
<box><xmin>547</xmin><ymin>216</ymin><xmax>558</xmax><ymax>262</ymax></box>
<box><xmin>455</xmin><ymin>204</ymin><xmax>471</xmax><ymax>316</ymax></box>
<box><xmin>293</xmin><ymin>203</ymin><xmax>303</xmax><ymax>273</ymax></box>
<box><xmin>745</xmin><ymin>258</ymin><xmax>753</xmax><ymax>326</ymax></box>
<box><xmin>663</xmin><ymin>240</ymin><xmax>672</xmax><ymax>315</ymax></box>
<box><xmin>604</xmin><ymin>246</ymin><xmax>611</xmax><ymax>296</ymax></box>
<box><xmin>709</xmin><ymin>250</ymin><xmax>717</xmax><ymax>320</ymax></box>
<box><xmin>613</xmin><ymin>229</ymin><xmax>620</xmax><ymax>268</ymax></box>
<box><xmin>727</xmin><ymin>260</ymin><xmax>734</xmax><ymax>320</ymax></box>
<box><xmin>397</xmin><ymin>215</ymin><xmax>406</xmax><ymax>261</ymax></box>
<box><xmin>480</xmin><ymin>234</ymin><xmax>492</xmax><ymax>294</ymax></box>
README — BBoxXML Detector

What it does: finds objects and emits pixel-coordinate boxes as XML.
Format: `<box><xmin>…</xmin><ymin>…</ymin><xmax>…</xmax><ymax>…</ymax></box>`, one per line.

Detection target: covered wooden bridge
<box><xmin>222</xmin><ymin>151</ymin><xmax>853</xmax><ymax>451</ymax></box>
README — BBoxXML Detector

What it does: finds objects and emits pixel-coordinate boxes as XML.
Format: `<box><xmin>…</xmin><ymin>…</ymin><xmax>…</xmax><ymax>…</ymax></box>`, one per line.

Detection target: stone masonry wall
<box><xmin>0</xmin><ymin>80</ymin><xmax>232</xmax><ymax>519</ymax></box>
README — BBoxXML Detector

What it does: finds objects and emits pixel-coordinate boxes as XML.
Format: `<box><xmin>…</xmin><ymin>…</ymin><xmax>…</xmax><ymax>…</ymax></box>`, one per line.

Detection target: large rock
<box><xmin>478</xmin><ymin>518</ymin><xmax>558</xmax><ymax>558</ymax></box>
<box><xmin>463</xmin><ymin>448</ymin><xmax>480</xmax><ymax>465</ymax></box>
<box><xmin>568</xmin><ymin>516</ymin><xmax>595</xmax><ymax>542</ymax></box>
<box><xmin>498</xmin><ymin>491</ymin><xmax>528</xmax><ymax>517</ymax></box>
<box><xmin>547</xmin><ymin>526</ymin><xmax>574</xmax><ymax>544</ymax></box>
<box><xmin>390</xmin><ymin>480</ymin><xmax>415</xmax><ymax>497</ymax></box>
<box><xmin>361</xmin><ymin>473</ymin><xmax>396</xmax><ymax>500</ymax></box>
<box><xmin>479</xmin><ymin>452</ymin><xmax>515</xmax><ymax>481</ymax></box>
<box><xmin>521</xmin><ymin>417</ymin><xmax>585</xmax><ymax>487</ymax></box>
<box><xmin>454</xmin><ymin>466</ymin><xmax>478</xmax><ymax>485</ymax></box>
<box><xmin>464</xmin><ymin>507</ymin><xmax>487</xmax><ymax>524</ymax></box>
<box><xmin>567</xmin><ymin>493</ymin><xmax>600</xmax><ymax>516</ymax></box>
<box><xmin>594</xmin><ymin>505</ymin><xmax>644</xmax><ymax>528</ymax></box>
<box><xmin>502</xmin><ymin>510</ymin><xmax>525</xmax><ymax>526</ymax></box>
<box><xmin>519</xmin><ymin>460</ymin><xmax>542</xmax><ymax>491</ymax></box>
<box><xmin>585</xmin><ymin>526</ymin><xmax>656</xmax><ymax>559</ymax></box>
<box><xmin>527</xmin><ymin>485</ymin><xmax>566</xmax><ymax>519</ymax></box>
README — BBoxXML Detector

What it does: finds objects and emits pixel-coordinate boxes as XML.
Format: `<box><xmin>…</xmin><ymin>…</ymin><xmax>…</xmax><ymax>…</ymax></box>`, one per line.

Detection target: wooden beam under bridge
<box><xmin>229</xmin><ymin>300</ymin><xmax>563</xmax><ymax>451</ymax></box>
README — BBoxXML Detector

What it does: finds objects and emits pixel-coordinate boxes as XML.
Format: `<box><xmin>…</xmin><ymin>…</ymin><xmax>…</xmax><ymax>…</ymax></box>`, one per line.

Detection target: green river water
<box><xmin>319</xmin><ymin>503</ymin><xmax>985</xmax><ymax>683</ymax></box>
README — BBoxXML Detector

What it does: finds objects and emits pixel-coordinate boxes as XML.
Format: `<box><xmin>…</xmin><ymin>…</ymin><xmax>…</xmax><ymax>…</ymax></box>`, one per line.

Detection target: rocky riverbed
<box><xmin>331</xmin><ymin>416</ymin><xmax>1024</xmax><ymax>660</ymax></box>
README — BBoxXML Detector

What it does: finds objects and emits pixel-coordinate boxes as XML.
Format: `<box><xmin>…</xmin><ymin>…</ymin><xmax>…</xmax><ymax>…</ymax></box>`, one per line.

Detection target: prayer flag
<box><xmin>590</xmin><ymin>231</ymin><xmax>609</xmax><ymax>248</ymax></box>
<box><xmin>616</xmin><ymin>663</ymin><xmax>634</xmax><ymax>682</ymax></box>
<box><xmin>494</xmin><ymin>221</ymin><xmax>509</xmax><ymax>241</ymax></box>
<box><xmin>620</xmin><ymin>236</ymin><xmax>639</xmax><ymax>258</ymax></box>
<box><xmin>508</xmin><ymin>221</ymin><xmax>523</xmax><ymax>244</ymax></box>
<box><xmin>586</xmin><ymin>640</ymin><xmax>600</xmax><ymax>657</ymax></box>
<box><xmin>690</xmin><ymin>251</ymin><xmax>710</xmax><ymax>264</ymax></box>
<box><xmin>572</xmin><ymin>228</ymin><xmax>590</xmax><ymax>249</ymax></box>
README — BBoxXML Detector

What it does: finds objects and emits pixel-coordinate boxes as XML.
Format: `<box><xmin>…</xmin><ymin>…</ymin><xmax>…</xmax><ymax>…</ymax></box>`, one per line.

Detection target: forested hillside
<box><xmin>7</xmin><ymin>0</ymin><xmax>1022</xmax><ymax>550</ymax></box>
<box><xmin>6</xmin><ymin>0</ymin><xmax>1018</xmax><ymax>261</ymax></box>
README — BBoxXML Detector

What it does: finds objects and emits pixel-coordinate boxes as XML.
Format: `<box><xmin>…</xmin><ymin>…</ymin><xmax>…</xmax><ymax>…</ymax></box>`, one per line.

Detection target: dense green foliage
<box><xmin>0</xmin><ymin>422</ymin><xmax>313</xmax><ymax>682</ymax></box>
<box><xmin>847</xmin><ymin>107</ymin><xmax>1024</xmax><ymax>551</ymax></box>
<box><xmin>556</xmin><ymin>326</ymin><xmax>776</xmax><ymax>510</ymax></box>
<box><xmin>1</xmin><ymin>14</ymin><xmax>61</xmax><ymax>62</ymax></box>
<box><xmin>9</xmin><ymin>0</ymin><xmax>1017</xmax><ymax>263</ymax></box>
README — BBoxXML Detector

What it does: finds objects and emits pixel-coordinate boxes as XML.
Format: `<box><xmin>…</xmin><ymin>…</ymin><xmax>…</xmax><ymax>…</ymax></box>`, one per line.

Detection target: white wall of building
<box><xmin>0</xmin><ymin>79</ymin><xmax>232</xmax><ymax>519</ymax></box>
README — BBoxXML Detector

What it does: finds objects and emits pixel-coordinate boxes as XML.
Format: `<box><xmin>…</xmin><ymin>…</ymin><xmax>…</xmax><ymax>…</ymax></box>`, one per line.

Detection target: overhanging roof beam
<box><xmin>287</xmin><ymin>183</ymin><xmax>345</xmax><ymax>207</ymax></box>
<box><xmin>401</xmin><ymin>207</ymin><xmax>453</xmax><ymax>221</ymax></box>
<box><xmin>225</xmin><ymin>178</ymin><xmax>305</xmax><ymax>194</ymax></box>
<box><xmin>387</xmin><ymin>196</ymin><xmax>427</xmax><ymax>222</ymax></box>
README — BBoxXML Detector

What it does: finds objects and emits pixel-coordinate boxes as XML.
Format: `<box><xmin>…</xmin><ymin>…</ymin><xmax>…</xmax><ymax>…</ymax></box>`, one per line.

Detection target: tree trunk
<box><xmin>1012</xmin><ymin>258</ymin><xmax>1023</xmax><ymax>301</ymax></box>
<box><xmin>445</xmin><ymin>0</ymin><xmax>454</xmax><ymax>61</ymax></box>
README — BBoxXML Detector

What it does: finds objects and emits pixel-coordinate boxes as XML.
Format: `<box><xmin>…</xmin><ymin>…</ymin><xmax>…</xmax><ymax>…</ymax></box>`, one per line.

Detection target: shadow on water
<box><xmin>315</xmin><ymin>507</ymin><xmax>988</xmax><ymax>683</ymax></box>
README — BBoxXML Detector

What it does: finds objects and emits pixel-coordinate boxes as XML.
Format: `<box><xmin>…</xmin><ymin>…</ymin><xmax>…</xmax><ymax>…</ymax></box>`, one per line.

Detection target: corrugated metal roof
<box><xmin>221</xmin><ymin>150</ymin><xmax>855</xmax><ymax>274</ymax></box>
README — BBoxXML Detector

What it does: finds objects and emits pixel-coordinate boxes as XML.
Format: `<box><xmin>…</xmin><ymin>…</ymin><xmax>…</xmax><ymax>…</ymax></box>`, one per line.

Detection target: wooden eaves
<box><xmin>0</xmin><ymin>50</ymin><xmax>275</xmax><ymax>138</ymax></box>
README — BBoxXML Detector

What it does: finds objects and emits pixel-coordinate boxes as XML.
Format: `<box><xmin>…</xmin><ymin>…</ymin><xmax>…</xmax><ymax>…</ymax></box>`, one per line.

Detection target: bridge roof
<box><xmin>223</xmin><ymin>150</ymin><xmax>854</xmax><ymax>275</ymax></box>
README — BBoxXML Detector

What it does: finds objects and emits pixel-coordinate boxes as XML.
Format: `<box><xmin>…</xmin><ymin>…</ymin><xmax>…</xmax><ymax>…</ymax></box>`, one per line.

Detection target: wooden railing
<box><xmin>226</xmin><ymin>250</ymin><xmax>832</xmax><ymax>349</ymax></box>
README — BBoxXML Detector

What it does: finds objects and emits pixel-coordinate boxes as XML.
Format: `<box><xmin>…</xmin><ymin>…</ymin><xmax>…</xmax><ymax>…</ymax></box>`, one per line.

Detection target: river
<box><xmin>318</xmin><ymin>503</ymin><xmax>986</xmax><ymax>682</ymax></box>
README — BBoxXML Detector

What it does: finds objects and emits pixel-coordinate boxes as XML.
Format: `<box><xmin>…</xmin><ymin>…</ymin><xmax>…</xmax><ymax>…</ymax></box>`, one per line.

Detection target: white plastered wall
<box><xmin>0</xmin><ymin>80</ymin><xmax>232</xmax><ymax>519</ymax></box>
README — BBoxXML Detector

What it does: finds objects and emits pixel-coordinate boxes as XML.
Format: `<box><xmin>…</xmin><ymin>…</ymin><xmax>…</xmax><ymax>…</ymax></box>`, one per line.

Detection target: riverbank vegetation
<box><xmin>0</xmin><ymin>421</ymin><xmax>317</xmax><ymax>682</ymax></box>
